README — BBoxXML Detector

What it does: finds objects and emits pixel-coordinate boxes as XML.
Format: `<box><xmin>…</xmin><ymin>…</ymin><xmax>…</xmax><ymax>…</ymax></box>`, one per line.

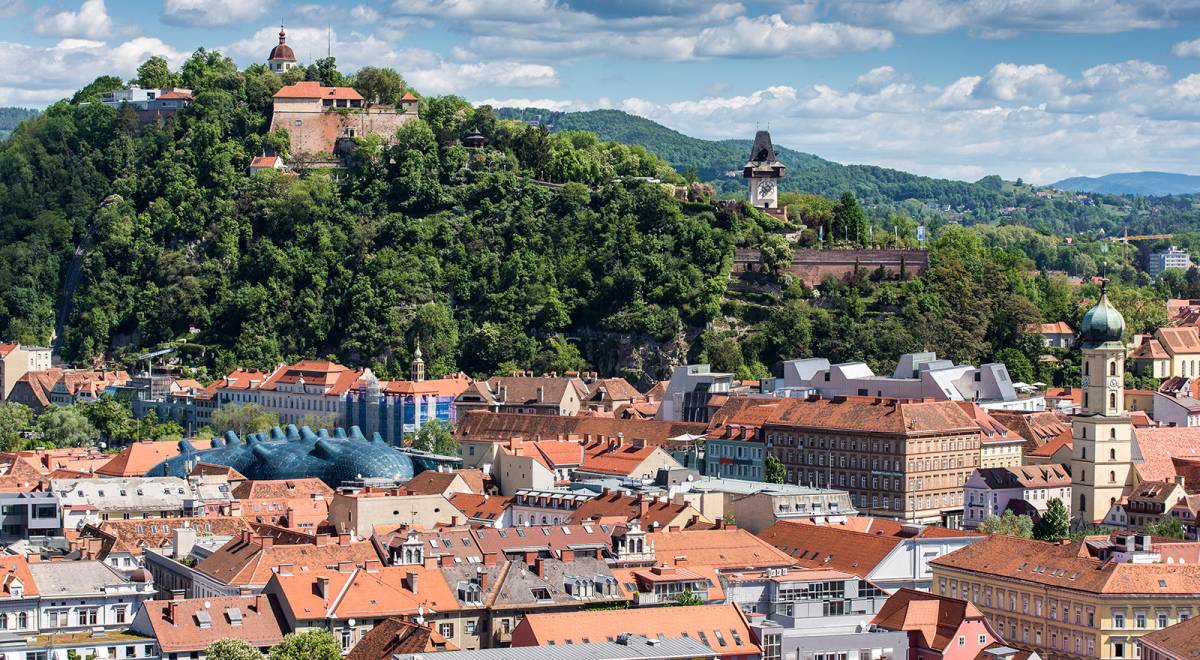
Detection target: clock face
<box><xmin>757</xmin><ymin>180</ymin><xmax>775</xmax><ymax>197</ymax></box>
<box><xmin>1108</xmin><ymin>377</ymin><xmax>1121</xmax><ymax>389</ymax></box>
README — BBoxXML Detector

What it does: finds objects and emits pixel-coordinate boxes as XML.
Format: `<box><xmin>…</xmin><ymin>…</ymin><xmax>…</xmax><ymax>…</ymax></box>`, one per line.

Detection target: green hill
<box><xmin>0</xmin><ymin>107</ymin><xmax>38</xmax><ymax>140</ymax></box>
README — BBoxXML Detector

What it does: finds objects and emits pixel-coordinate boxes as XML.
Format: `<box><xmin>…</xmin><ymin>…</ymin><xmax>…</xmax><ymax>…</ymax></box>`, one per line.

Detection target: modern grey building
<box><xmin>0</xmin><ymin>492</ymin><xmax>61</xmax><ymax>541</ymax></box>
<box><xmin>1149</xmin><ymin>246</ymin><xmax>1193</xmax><ymax>278</ymax></box>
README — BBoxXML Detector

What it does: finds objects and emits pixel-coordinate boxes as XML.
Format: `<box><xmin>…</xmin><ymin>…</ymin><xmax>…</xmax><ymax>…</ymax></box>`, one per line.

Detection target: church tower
<box><xmin>411</xmin><ymin>343</ymin><xmax>425</xmax><ymax>382</ymax></box>
<box><xmin>743</xmin><ymin>130</ymin><xmax>786</xmax><ymax>219</ymax></box>
<box><xmin>1071</xmin><ymin>281</ymin><xmax>1133</xmax><ymax>525</ymax></box>
<box><xmin>268</xmin><ymin>25</ymin><xmax>298</xmax><ymax>73</ymax></box>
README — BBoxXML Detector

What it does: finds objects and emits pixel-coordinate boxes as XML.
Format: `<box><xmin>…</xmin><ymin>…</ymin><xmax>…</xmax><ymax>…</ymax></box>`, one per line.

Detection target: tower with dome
<box><xmin>268</xmin><ymin>25</ymin><xmax>298</xmax><ymax>73</ymax></box>
<box><xmin>1070</xmin><ymin>280</ymin><xmax>1134</xmax><ymax>525</ymax></box>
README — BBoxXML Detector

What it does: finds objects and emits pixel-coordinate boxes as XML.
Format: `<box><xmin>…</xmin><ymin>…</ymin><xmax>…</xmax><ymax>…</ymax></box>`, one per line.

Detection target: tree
<box><xmin>269</xmin><ymin>630</ymin><xmax>341</xmax><ymax>660</ymax></box>
<box><xmin>76</xmin><ymin>396</ymin><xmax>135</xmax><ymax>444</ymax></box>
<box><xmin>760</xmin><ymin>234</ymin><xmax>793</xmax><ymax>280</ymax></box>
<box><xmin>210</xmin><ymin>404</ymin><xmax>279</xmax><ymax>437</ymax></box>
<box><xmin>1033</xmin><ymin>497</ymin><xmax>1071</xmax><ymax>542</ymax></box>
<box><xmin>675</xmin><ymin>590</ymin><xmax>705</xmax><ymax>606</ymax></box>
<box><xmin>995</xmin><ymin>347</ymin><xmax>1035</xmax><ymax>384</ymax></box>
<box><xmin>832</xmin><ymin>192</ymin><xmax>868</xmax><ymax>245</ymax></box>
<box><xmin>765</xmin><ymin>455</ymin><xmax>786</xmax><ymax>484</ymax></box>
<box><xmin>134</xmin><ymin>56</ymin><xmax>179</xmax><ymax>89</ymax></box>
<box><xmin>978</xmin><ymin>511</ymin><xmax>1034</xmax><ymax>538</ymax></box>
<box><xmin>297</xmin><ymin>413</ymin><xmax>339</xmax><ymax>431</ymax></box>
<box><xmin>71</xmin><ymin>75</ymin><xmax>124</xmax><ymax>103</ymax></box>
<box><xmin>410</xmin><ymin>419</ymin><xmax>458</xmax><ymax>456</ymax></box>
<box><xmin>353</xmin><ymin>67</ymin><xmax>408</xmax><ymax>105</ymax></box>
<box><xmin>0</xmin><ymin>403</ymin><xmax>33</xmax><ymax>451</ymax></box>
<box><xmin>306</xmin><ymin>57</ymin><xmax>347</xmax><ymax>87</ymax></box>
<box><xmin>1146</xmin><ymin>516</ymin><xmax>1186</xmax><ymax>540</ymax></box>
<box><xmin>205</xmin><ymin>639</ymin><xmax>262</xmax><ymax>660</ymax></box>
<box><xmin>36</xmin><ymin>406</ymin><xmax>99</xmax><ymax>448</ymax></box>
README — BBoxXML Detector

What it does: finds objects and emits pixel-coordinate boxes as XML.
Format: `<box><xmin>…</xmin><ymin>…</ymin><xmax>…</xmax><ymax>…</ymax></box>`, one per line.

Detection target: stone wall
<box><xmin>733</xmin><ymin>248</ymin><xmax>929</xmax><ymax>284</ymax></box>
<box><xmin>270</xmin><ymin>108</ymin><xmax>418</xmax><ymax>155</ymax></box>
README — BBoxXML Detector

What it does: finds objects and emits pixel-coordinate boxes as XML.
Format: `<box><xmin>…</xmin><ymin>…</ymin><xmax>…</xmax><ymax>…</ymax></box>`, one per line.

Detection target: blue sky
<box><xmin>3</xmin><ymin>0</ymin><xmax>1200</xmax><ymax>183</ymax></box>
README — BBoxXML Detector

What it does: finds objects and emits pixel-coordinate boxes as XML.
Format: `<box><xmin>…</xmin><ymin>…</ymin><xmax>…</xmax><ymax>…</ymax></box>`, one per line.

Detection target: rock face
<box><xmin>148</xmin><ymin>425</ymin><xmax>452</xmax><ymax>486</ymax></box>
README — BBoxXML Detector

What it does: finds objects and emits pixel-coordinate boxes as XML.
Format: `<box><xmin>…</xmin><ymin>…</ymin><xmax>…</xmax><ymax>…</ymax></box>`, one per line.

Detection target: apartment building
<box><xmin>0</xmin><ymin>343</ymin><xmax>51</xmax><ymax>399</ymax></box>
<box><xmin>931</xmin><ymin>533</ymin><xmax>1200</xmax><ymax>660</ymax></box>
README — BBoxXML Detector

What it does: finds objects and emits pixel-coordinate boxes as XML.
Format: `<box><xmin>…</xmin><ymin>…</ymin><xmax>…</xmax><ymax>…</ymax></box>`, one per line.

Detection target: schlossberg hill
<box><xmin>0</xmin><ymin>52</ymin><xmax>1183</xmax><ymax>390</ymax></box>
<box><xmin>495</xmin><ymin>107</ymin><xmax>1200</xmax><ymax>238</ymax></box>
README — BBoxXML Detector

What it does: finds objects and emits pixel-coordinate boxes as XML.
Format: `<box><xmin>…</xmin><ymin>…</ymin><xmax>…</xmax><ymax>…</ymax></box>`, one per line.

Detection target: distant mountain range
<box><xmin>1051</xmin><ymin>171</ymin><xmax>1200</xmax><ymax>196</ymax></box>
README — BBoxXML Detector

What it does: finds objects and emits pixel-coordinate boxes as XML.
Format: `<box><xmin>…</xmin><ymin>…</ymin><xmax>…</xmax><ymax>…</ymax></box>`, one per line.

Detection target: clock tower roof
<box><xmin>743</xmin><ymin>130</ymin><xmax>786</xmax><ymax>179</ymax></box>
<box><xmin>1080</xmin><ymin>281</ymin><xmax>1126</xmax><ymax>349</ymax></box>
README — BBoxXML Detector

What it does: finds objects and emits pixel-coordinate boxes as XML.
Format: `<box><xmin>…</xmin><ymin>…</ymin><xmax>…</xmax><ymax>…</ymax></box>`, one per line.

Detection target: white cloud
<box><xmin>351</xmin><ymin>4</ymin><xmax>381</xmax><ymax>22</ymax></box>
<box><xmin>475</xmin><ymin>97</ymin><xmax>591</xmax><ymax>111</ymax></box>
<box><xmin>408</xmin><ymin>56</ymin><xmax>558</xmax><ymax>94</ymax></box>
<box><xmin>34</xmin><ymin>0</ymin><xmax>117</xmax><ymax>39</ymax></box>
<box><xmin>834</xmin><ymin>0</ymin><xmax>1200</xmax><ymax>36</ymax></box>
<box><xmin>0</xmin><ymin>37</ymin><xmax>186</xmax><ymax>101</ymax></box>
<box><xmin>600</xmin><ymin>61</ymin><xmax>1200</xmax><ymax>184</ymax></box>
<box><xmin>1173</xmin><ymin>37</ymin><xmax>1200</xmax><ymax>58</ymax></box>
<box><xmin>161</xmin><ymin>0</ymin><xmax>271</xmax><ymax>27</ymax></box>
<box><xmin>693</xmin><ymin>15</ymin><xmax>893</xmax><ymax>58</ymax></box>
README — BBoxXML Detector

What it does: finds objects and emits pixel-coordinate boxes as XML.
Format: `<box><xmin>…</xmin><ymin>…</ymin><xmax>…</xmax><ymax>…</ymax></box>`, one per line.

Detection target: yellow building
<box><xmin>931</xmin><ymin>533</ymin><xmax>1200</xmax><ymax>660</ymax></box>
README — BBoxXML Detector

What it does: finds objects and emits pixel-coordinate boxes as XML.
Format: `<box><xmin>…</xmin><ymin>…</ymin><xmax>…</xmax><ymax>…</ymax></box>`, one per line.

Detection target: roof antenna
<box><xmin>327</xmin><ymin>25</ymin><xmax>332</xmax><ymax>59</ymax></box>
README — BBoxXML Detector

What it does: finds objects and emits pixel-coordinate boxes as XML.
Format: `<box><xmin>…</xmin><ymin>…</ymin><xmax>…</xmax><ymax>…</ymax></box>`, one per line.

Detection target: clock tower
<box><xmin>744</xmin><ymin>130</ymin><xmax>786</xmax><ymax>219</ymax></box>
<box><xmin>1071</xmin><ymin>281</ymin><xmax>1133</xmax><ymax>525</ymax></box>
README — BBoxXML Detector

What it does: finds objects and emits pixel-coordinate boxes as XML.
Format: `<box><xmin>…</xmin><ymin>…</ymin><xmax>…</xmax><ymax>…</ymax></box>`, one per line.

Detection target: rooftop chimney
<box><xmin>337</xmin><ymin>532</ymin><xmax>351</xmax><ymax>546</ymax></box>
<box><xmin>406</xmin><ymin>570</ymin><xmax>419</xmax><ymax>594</ymax></box>
<box><xmin>315</xmin><ymin>534</ymin><xmax>331</xmax><ymax>547</ymax></box>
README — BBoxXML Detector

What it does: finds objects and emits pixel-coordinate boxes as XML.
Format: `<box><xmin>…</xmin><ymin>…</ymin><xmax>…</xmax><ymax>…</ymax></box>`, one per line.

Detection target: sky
<box><xmin>3</xmin><ymin>1</ymin><xmax>1200</xmax><ymax>183</ymax></box>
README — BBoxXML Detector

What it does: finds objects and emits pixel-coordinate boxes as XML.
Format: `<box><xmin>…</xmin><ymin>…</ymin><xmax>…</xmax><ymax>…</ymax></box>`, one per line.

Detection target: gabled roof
<box><xmin>196</xmin><ymin>532</ymin><xmax>383</xmax><ymax>587</ymax></box>
<box><xmin>610</xmin><ymin>563</ymin><xmax>725</xmax><ymax>602</ymax></box>
<box><xmin>137</xmin><ymin>594</ymin><xmax>286</xmax><ymax>653</ymax></box>
<box><xmin>955</xmin><ymin>403</ymin><xmax>1024</xmax><ymax>446</ymax></box>
<box><xmin>760</xmin><ymin>396</ymin><xmax>979</xmax><ymax>436</ymax></box>
<box><xmin>249</xmin><ymin>155</ymin><xmax>282</xmax><ymax>168</ymax></box>
<box><xmin>1133</xmin><ymin>337</ymin><xmax>1170</xmax><ymax>360</ymax></box>
<box><xmin>347</xmin><ymin>617</ymin><xmax>457</xmax><ymax>659</ymax></box>
<box><xmin>1139</xmin><ymin>609</ymin><xmax>1200</xmax><ymax>658</ymax></box>
<box><xmin>872</xmin><ymin>588</ymin><xmax>987</xmax><ymax>652</ymax></box>
<box><xmin>646</xmin><ymin>527</ymin><xmax>794</xmax><ymax>569</ymax></box>
<box><xmin>448</xmin><ymin>493</ymin><xmax>510</xmax><ymax>523</ymax></box>
<box><xmin>1158</xmin><ymin>326</ymin><xmax>1200</xmax><ymax>355</ymax></box>
<box><xmin>273</xmin><ymin>81</ymin><xmax>364</xmax><ymax>100</ymax></box>
<box><xmin>513</xmin><ymin>603</ymin><xmax>758</xmax><ymax>655</ymax></box>
<box><xmin>1135</xmin><ymin>427</ymin><xmax>1200</xmax><ymax>482</ymax></box>
<box><xmin>0</xmin><ymin>555</ymin><xmax>38</xmax><ymax>598</ymax></box>
<box><xmin>80</xmin><ymin>517</ymin><xmax>252</xmax><ymax>557</ymax></box>
<box><xmin>473</xmin><ymin>523</ymin><xmax>612</xmax><ymax>556</ymax></box>
<box><xmin>1038</xmin><ymin>322</ymin><xmax>1073</xmax><ymax>335</ymax></box>
<box><xmin>579</xmin><ymin>439</ymin><xmax>662</xmax><ymax>476</ymax></box>
<box><xmin>231</xmin><ymin>478</ymin><xmax>332</xmax><ymax>500</ymax></box>
<box><xmin>454</xmin><ymin>411</ymin><xmax>706</xmax><ymax>447</ymax></box>
<box><xmin>400</xmin><ymin>470</ymin><xmax>475</xmax><ymax>496</ymax></box>
<box><xmin>1027</xmin><ymin>431</ymin><xmax>1072</xmax><ymax>458</ymax></box>
<box><xmin>758</xmin><ymin>520</ymin><xmax>978</xmax><ymax>577</ymax></box>
<box><xmin>973</xmin><ymin>464</ymin><xmax>1071</xmax><ymax>489</ymax></box>
<box><xmin>97</xmin><ymin>439</ymin><xmax>215</xmax><ymax>477</ymax></box>
<box><xmin>568</xmin><ymin>492</ymin><xmax>698</xmax><ymax>528</ymax></box>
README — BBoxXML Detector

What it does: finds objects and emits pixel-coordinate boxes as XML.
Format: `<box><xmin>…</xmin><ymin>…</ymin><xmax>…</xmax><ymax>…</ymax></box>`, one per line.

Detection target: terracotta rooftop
<box><xmin>473</xmin><ymin>523</ymin><xmax>613</xmax><ymax>557</ymax></box>
<box><xmin>97</xmin><ymin>439</ymin><xmax>214</xmax><ymax>477</ymax></box>
<box><xmin>448</xmin><ymin>493</ymin><xmax>510</xmax><ymax>524</ymax></box>
<box><xmin>1139</xmin><ymin>609</ymin><xmax>1200</xmax><ymax>658</ymax></box>
<box><xmin>196</xmin><ymin>531</ymin><xmax>382</xmax><ymax>587</ymax></box>
<box><xmin>80</xmin><ymin>516</ymin><xmax>252</xmax><ymax>557</ymax></box>
<box><xmin>758</xmin><ymin>520</ymin><xmax>977</xmax><ymax>578</ymax></box>
<box><xmin>0</xmin><ymin>555</ymin><xmax>38</xmax><ymax>598</ymax></box>
<box><xmin>400</xmin><ymin>470</ymin><xmax>481</xmax><ymax>496</ymax></box>
<box><xmin>988</xmin><ymin>410</ymin><xmax>1072</xmax><ymax>454</ymax></box>
<box><xmin>1159</xmin><ymin>327</ymin><xmax>1200</xmax><ymax>355</ymax></box>
<box><xmin>1133</xmin><ymin>336</ymin><xmax>1170</xmax><ymax>360</ymax></box>
<box><xmin>1026</xmin><ymin>430</ymin><xmax>1072</xmax><ymax>458</ymax></box>
<box><xmin>956</xmin><ymin>403</ymin><xmax>1024</xmax><ymax>445</ymax></box>
<box><xmin>872</xmin><ymin>588</ymin><xmax>989</xmax><ymax>653</ymax></box>
<box><xmin>579</xmin><ymin>439</ymin><xmax>660</xmax><ymax>476</ymax></box>
<box><xmin>568</xmin><ymin>492</ymin><xmax>699</xmax><ymax>529</ymax></box>
<box><xmin>271</xmin><ymin>563</ymin><xmax>459</xmax><ymax>622</ymax></box>
<box><xmin>249</xmin><ymin>155</ymin><xmax>282</xmax><ymax>168</ymax></box>
<box><xmin>759</xmin><ymin>396</ymin><xmax>980</xmax><ymax>436</ymax></box>
<box><xmin>973</xmin><ymin>464</ymin><xmax>1071</xmax><ymax>489</ymax></box>
<box><xmin>511</xmin><ymin>603</ymin><xmax>759</xmax><ymax>656</ymax></box>
<box><xmin>231</xmin><ymin>478</ymin><xmax>332</xmax><ymax>500</ymax></box>
<box><xmin>1135</xmin><ymin>427</ymin><xmax>1200</xmax><ymax>482</ymax></box>
<box><xmin>273</xmin><ymin>81</ymin><xmax>364</xmax><ymax>100</ymax></box>
<box><xmin>347</xmin><ymin>617</ymin><xmax>457</xmax><ymax>659</ymax></box>
<box><xmin>138</xmin><ymin>594</ymin><xmax>287</xmax><ymax>653</ymax></box>
<box><xmin>932</xmin><ymin>534</ymin><xmax>1200</xmax><ymax>594</ymax></box>
<box><xmin>646</xmin><ymin>527</ymin><xmax>794</xmax><ymax>569</ymax></box>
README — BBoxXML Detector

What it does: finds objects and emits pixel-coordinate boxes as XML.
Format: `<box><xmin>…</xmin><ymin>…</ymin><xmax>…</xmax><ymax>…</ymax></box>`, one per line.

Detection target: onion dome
<box><xmin>1080</xmin><ymin>281</ymin><xmax>1125</xmax><ymax>348</ymax></box>
<box><xmin>269</xmin><ymin>26</ymin><xmax>296</xmax><ymax>62</ymax></box>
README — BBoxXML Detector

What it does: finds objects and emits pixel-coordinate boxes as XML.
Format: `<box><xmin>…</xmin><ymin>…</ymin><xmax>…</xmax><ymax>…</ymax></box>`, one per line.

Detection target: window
<box><xmin>1114</xmin><ymin>641</ymin><xmax>1126</xmax><ymax>658</ymax></box>
<box><xmin>979</xmin><ymin>635</ymin><xmax>987</xmax><ymax>644</ymax></box>
<box><xmin>341</xmin><ymin>628</ymin><xmax>353</xmax><ymax>650</ymax></box>
<box><xmin>958</xmin><ymin>637</ymin><xmax>965</xmax><ymax>646</ymax></box>
<box><xmin>440</xmin><ymin>623</ymin><xmax>455</xmax><ymax>638</ymax></box>
<box><xmin>78</xmin><ymin>608</ymin><xmax>99</xmax><ymax>626</ymax></box>
<box><xmin>1114</xmin><ymin>611</ymin><xmax>1126</xmax><ymax>629</ymax></box>
<box><xmin>466</xmin><ymin>621</ymin><xmax>477</xmax><ymax>636</ymax></box>
<box><xmin>1158</xmin><ymin>611</ymin><xmax>1169</xmax><ymax>628</ymax></box>
<box><xmin>1136</xmin><ymin>612</ymin><xmax>1147</xmax><ymax>629</ymax></box>
<box><xmin>114</xmin><ymin>607</ymin><xmax>127</xmax><ymax>624</ymax></box>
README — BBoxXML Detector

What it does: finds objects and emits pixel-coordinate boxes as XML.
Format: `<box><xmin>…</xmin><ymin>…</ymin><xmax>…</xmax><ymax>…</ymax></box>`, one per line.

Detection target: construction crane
<box><xmin>1108</xmin><ymin>228</ymin><xmax>1174</xmax><ymax>265</ymax></box>
<box><xmin>135</xmin><ymin>347</ymin><xmax>174</xmax><ymax>379</ymax></box>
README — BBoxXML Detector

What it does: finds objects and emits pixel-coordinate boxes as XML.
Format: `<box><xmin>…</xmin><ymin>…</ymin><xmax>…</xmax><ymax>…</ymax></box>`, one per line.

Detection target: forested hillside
<box><xmin>497</xmin><ymin>107</ymin><xmax>1200</xmax><ymax>237</ymax></box>
<box><xmin>1</xmin><ymin>51</ymin><xmax>1195</xmax><ymax>389</ymax></box>
<box><xmin>0</xmin><ymin>108</ymin><xmax>38</xmax><ymax>140</ymax></box>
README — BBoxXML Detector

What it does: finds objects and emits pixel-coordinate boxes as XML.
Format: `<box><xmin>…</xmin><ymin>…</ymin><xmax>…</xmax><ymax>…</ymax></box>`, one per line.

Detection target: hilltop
<box><xmin>1051</xmin><ymin>171</ymin><xmax>1200</xmax><ymax>196</ymax></box>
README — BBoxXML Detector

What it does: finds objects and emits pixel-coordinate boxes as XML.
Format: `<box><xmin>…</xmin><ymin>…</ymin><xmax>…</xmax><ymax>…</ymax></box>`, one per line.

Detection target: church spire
<box><xmin>411</xmin><ymin>341</ymin><xmax>425</xmax><ymax>382</ymax></box>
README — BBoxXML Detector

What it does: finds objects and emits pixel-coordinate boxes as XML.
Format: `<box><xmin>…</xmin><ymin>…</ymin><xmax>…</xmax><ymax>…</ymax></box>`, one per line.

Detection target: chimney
<box><xmin>450</xmin><ymin>515</ymin><xmax>459</xmax><ymax>527</ymax></box>
<box><xmin>254</xmin><ymin>594</ymin><xmax>267</xmax><ymax>613</ymax></box>
<box><xmin>337</xmin><ymin>533</ymin><xmax>351</xmax><ymax>546</ymax></box>
<box><xmin>674</xmin><ymin>555</ymin><xmax>688</xmax><ymax>566</ymax></box>
<box><xmin>537</xmin><ymin>386</ymin><xmax>544</xmax><ymax>403</ymax></box>
<box><xmin>1177</xmin><ymin>476</ymin><xmax>1186</xmax><ymax>490</ymax></box>
<box><xmin>560</xmin><ymin>549</ymin><xmax>575</xmax><ymax>562</ymax></box>
<box><xmin>258</xmin><ymin>535</ymin><xmax>274</xmax><ymax>548</ymax></box>
<box><xmin>364</xmin><ymin>560</ymin><xmax>381</xmax><ymax>573</ymax></box>
<box><xmin>406</xmin><ymin>571</ymin><xmax>419</xmax><ymax>594</ymax></box>
<box><xmin>337</xmin><ymin>561</ymin><xmax>356</xmax><ymax>573</ymax></box>
<box><xmin>483</xmin><ymin>552</ymin><xmax>499</xmax><ymax>566</ymax></box>
<box><xmin>638</xmin><ymin>499</ymin><xmax>650</xmax><ymax>518</ymax></box>
<box><xmin>440</xmin><ymin>555</ymin><xmax>455</xmax><ymax>567</ymax></box>
<box><xmin>167</xmin><ymin>600</ymin><xmax>179</xmax><ymax>624</ymax></box>
<box><xmin>1142</xmin><ymin>534</ymin><xmax>1152</xmax><ymax>552</ymax></box>
<box><xmin>315</xmin><ymin>534</ymin><xmax>331</xmax><ymax>547</ymax></box>
<box><xmin>534</xmin><ymin>557</ymin><xmax>547</xmax><ymax>577</ymax></box>
<box><xmin>1124</xmin><ymin>535</ymin><xmax>1136</xmax><ymax>552</ymax></box>
<box><xmin>424</xmin><ymin>555</ymin><xmax>438</xmax><ymax>570</ymax></box>
<box><xmin>479</xmin><ymin>569</ymin><xmax>489</xmax><ymax>590</ymax></box>
<box><xmin>524</xmin><ymin>550</ymin><xmax>538</xmax><ymax>566</ymax></box>
<box><xmin>498</xmin><ymin>385</ymin><xmax>507</xmax><ymax>402</ymax></box>
<box><xmin>316</xmin><ymin>576</ymin><xmax>330</xmax><ymax>599</ymax></box>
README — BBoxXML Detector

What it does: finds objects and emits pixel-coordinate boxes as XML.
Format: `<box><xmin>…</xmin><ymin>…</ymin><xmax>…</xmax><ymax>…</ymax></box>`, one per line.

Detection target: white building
<box><xmin>53</xmin><ymin>477</ymin><xmax>197</xmax><ymax>529</ymax></box>
<box><xmin>1149</xmin><ymin>246</ymin><xmax>1193</xmax><ymax>278</ymax></box>
<box><xmin>769</xmin><ymin>352</ymin><xmax>1045</xmax><ymax>412</ymax></box>
<box><xmin>1152</xmin><ymin>391</ymin><xmax>1200</xmax><ymax>428</ymax></box>
<box><xmin>962</xmin><ymin>463</ymin><xmax>1072</xmax><ymax>529</ymax></box>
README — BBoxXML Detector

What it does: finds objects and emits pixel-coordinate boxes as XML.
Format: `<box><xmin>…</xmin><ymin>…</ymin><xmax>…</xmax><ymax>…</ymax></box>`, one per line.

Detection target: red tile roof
<box><xmin>646</xmin><ymin>527</ymin><xmax>794</xmax><ymax>569</ymax></box>
<box><xmin>273</xmin><ymin>81</ymin><xmax>364</xmax><ymax>100</ymax></box>
<box><xmin>231</xmin><ymin>478</ymin><xmax>331</xmax><ymax>500</ymax></box>
<box><xmin>97</xmin><ymin>439</ymin><xmax>215</xmax><ymax>477</ymax></box>
<box><xmin>454</xmin><ymin>411</ymin><xmax>706</xmax><ymax>447</ymax></box>
<box><xmin>579</xmin><ymin>439</ymin><xmax>660</xmax><ymax>476</ymax></box>
<box><xmin>757</xmin><ymin>396</ymin><xmax>980</xmax><ymax>436</ymax></box>
<box><xmin>1135</xmin><ymin>427</ymin><xmax>1200</xmax><ymax>482</ymax></box>
<box><xmin>1159</xmin><ymin>327</ymin><xmax>1200</xmax><ymax>355</ymax></box>
<box><xmin>347</xmin><ymin>618</ymin><xmax>457</xmax><ymax>659</ymax></box>
<box><xmin>758</xmin><ymin>520</ymin><xmax>978</xmax><ymax>577</ymax></box>
<box><xmin>873</xmin><ymin>588</ymin><xmax>991</xmax><ymax>652</ymax></box>
<box><xmin>448</xmin><ymin>493</ymin><xmax>509</xmax><ymax>523</ymax></box>
<box><xmin>249</xmin><ymin>155</ymin><xmax>282</xmax><ymax>168</ymax></box>
<box><xmin>567</xmin><ymin>492</ymin><xmax>700</xmax><ymax>528</ymax></box>
<box><xmin>196</xmin><ymin>532</ymin><xmax>383</xmax><ymax>588</ymax></box>
<box><xmin>138</xmin><ymin>595</ymin><xmax>287</xmax><ymax>653</ymax></box>
<box><xmin>1133</xmin><ymin>337</ymin><xmax>1170</xmax><ymax>360</ymax></box>
<box><xmin>512</xmin><ymin>603</ymin><xmax>759</xmax><ymax>656</ymax></box>
<box><xmin>80</xmin><ymin>517</ymin><xmax>253</xmax><ymax>557</ymax></box>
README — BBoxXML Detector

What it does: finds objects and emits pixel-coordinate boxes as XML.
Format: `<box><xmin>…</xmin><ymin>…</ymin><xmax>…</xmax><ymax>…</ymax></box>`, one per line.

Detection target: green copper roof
<box><xmin>1080</xmin><ymin>286</ymin><xmax>1125</xmax><ymax>347</ymax></box>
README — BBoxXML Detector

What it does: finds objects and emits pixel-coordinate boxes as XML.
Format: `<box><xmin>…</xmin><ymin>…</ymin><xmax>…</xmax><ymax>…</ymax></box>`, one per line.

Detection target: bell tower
<box><xmin>411</xmin><ymin>342</ymin><xmax>426</xmax><ymax>382</ymax></box>
<box><xmin>743</xmin><ymin>130</ymin><xmax>786</xmax><ymax>219</ymax></box>
<box><xmin>1071</xmin><ymin>280</ymin><xmax>1133</xmax><ymax>525</ymax></box>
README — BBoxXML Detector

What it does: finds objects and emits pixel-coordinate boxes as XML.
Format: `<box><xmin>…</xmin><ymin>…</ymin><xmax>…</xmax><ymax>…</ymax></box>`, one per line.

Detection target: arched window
<box><xmin>1082</xmin><ymin>447</ymin><xmax>1088</xmax><ymax>460</ymax></box>
<box><xmin>1110</xmin><ymin>392</ymin><xmax>1117</xmax><ymax>408</ymax></box>
<box><xmin>1110</xmin><ymin>428</ymin><xmax>1117</xmax><ymax>439</ymax></box>
<box><xmin>1109</xmin><ymin>470</ymin><xmax>1116</xmax><ymax>483</ymax></box>
<box><xmin>1080</xmin><ymin>494</ymin><xmax>1087</xmax><ymax>512</ymax></box>
<box><xmin>1084</xmin><ymin>392</ymin><xmax>1089</xmax><ymax>408</ymax></box>
<box><xmin>1085</xmin><ymin>362</ymin><xmax>1090</xmax><ymax>376</ymax></box>
<box><xmin>1110</xmin><ymin>448</ymin><xmax>1117</xmax><ymax>460</ymax></box>
<box><xmin>1110</xmin><ymin>361</ymin><xmax>1117</xmax><ymax>376</ymax></box>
